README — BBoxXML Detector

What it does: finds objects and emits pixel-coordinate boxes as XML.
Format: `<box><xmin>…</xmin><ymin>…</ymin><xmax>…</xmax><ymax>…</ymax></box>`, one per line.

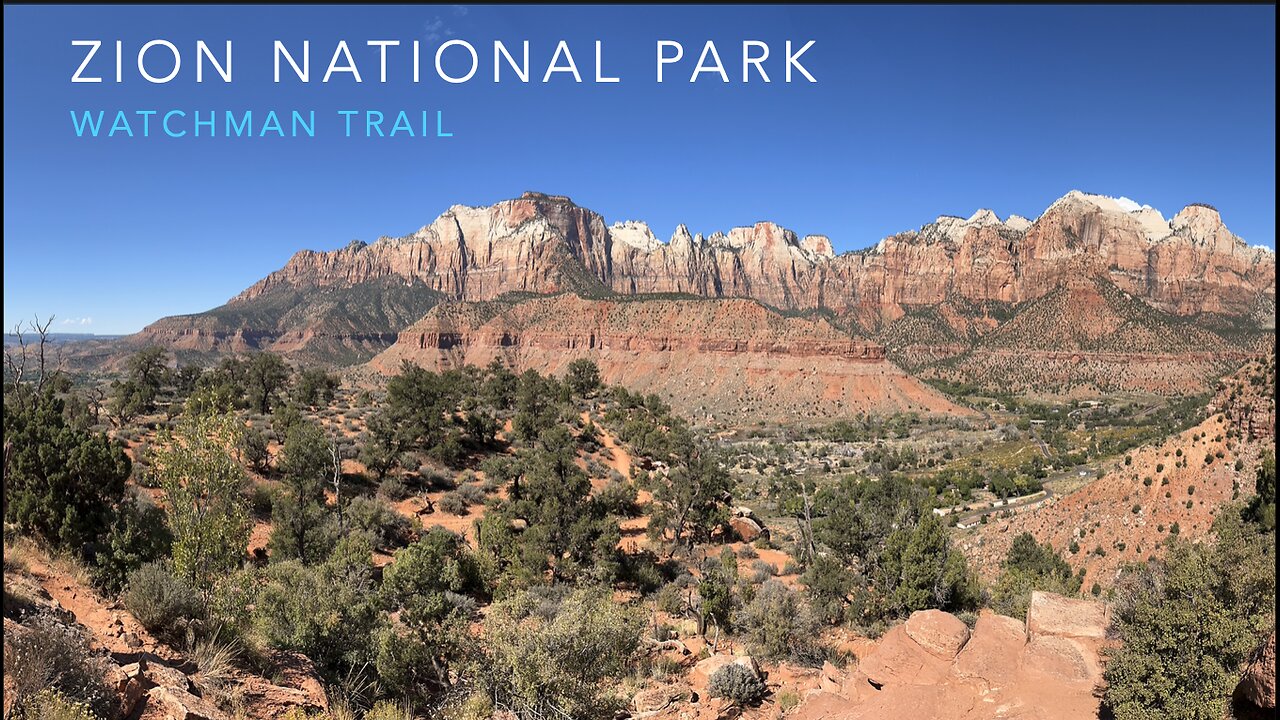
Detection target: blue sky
<box><xmin>3</xmin><ymin>4</ymin><xmax>1275</xmax><ymax>335</ymax></box>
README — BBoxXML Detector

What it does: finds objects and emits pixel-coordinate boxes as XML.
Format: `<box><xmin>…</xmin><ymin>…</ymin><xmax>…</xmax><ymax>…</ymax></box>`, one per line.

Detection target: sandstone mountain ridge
<box><xmin>120</xmin><ymin>189</ymin><xmax>1276</xmax><ymax>410</ymax></box>
<box><xmin>231</xmin><ymin>189</ymin><xmax>1274</xmax><ymax>325</ymax></box>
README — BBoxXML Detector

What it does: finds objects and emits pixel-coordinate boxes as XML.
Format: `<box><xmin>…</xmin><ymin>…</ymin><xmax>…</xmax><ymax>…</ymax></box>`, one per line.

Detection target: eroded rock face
<box><xmin>370</xmin><ymin>294</ymin><xmax>969</xmax><ymax>421</ymax></box>
<box><xmin>227</xmin><ymin>190</ymin><xmax>1274</xmax><ymax>322</ymax></box>
<box><xmin>791</xmin><ymin>594</ymin><xmax>1109</xmax><ymax>720</ymax></box>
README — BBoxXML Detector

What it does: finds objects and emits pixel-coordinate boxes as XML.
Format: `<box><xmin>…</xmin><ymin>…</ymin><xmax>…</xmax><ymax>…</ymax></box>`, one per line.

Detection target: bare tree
<box><xmin>4</xmin><ymin>316</ymin><xmax>64</xmax><ymax>491</ymax></box>
<box><xmin>4</xmin><ymin>315</ymin><xmax>63</xmax><ymax>414</ymax></box>
<box><xmin>330</xmin><ymin>440</ymin><xmax>345</xmax><ymax>529</ymax></box>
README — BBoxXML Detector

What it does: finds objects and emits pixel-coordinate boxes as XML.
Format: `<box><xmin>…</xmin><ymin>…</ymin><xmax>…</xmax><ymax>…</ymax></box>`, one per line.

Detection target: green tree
<box><xmin>359</xmin><ymin>409</ymin><xmax>403</xmax><ymax>481</ymax></box>
<box><xmin>194</xmin><ymin>356</ymin><xmax>247</xmax><ymax>409</ymax></box>
<box><xmin>502</xmin><ymin>427</ymin><xmax>621</xmax><ymax>582</ymax></box>
<box><xmin>270</xmin><ymin>421</ymin><xmax>338</xmax><ymax>563</ymax></box>
<box><xmin>512</xmin><ymin>370</ymin><xmax>559</xmax><ymax>442</ymax></box>
<box><xmin>990</xmin><ymin>533</ymin><xmax>1080</xmax><ymax>618</ymax></box>
<box><xmin>813</xmin><ymin>474</ymin><xmax>930</xmax><ymax>568</ymax></box>
<box><xmin>244</xmin><ymin>352</ymin><xmax>291</xmax><ymax>414</ymax></box>
<box><xmin>153</xmin><ymin>409</ymin><xmax>251</xmax><ymax>590</ymax></box>
<box><xmin>875</xmin><ymin>512</ymin><xmax>976</xmax><ymax>618</ymax></box>
<box><xmin>378</xmin><ymin>528</ymin><xmax>483</xmax><ymax>694</ymax></box>
<box><xmin>647</xmin><ymin>447</ymin><xmax>733</xmax><ymax>554</ymax></box>
<box><xmin>173</xmin><ymin>364</ymin><xmax>205</xmax><ymax>398</ymax></box>
<box><xmin>481</xmin><ymin>358</ymin><xmax>519</xmax><ymax>410</ymax></box>
<box><xmin>253</xmin><ymin>533</ymin><xmax>383</xmax><ymax>675</ymax></box>
<box><xmin>94</xmin><ymin>493</ymin><xmax>173</xmax><ymax>594</ymax></box>
<box><xmin>565</xmin><ymin>358</ymin><xmax>601</xmax><ymax>398</ymax></box>
<box><xmin>1245</xmin><ymin>450</ymin><xmax>1275</xmax><ymax>530</ymax></box>
<box><xmin>696</xmin><ymin>548</ymin><xmax>738</xmax><ymax>636</ymax></box>
<box><xmin>293</xmin><ymin>368</ymin><xmax>340</xmax><ymax>409</ymax></box>
<box><xmin>3</xmin><ymin>390</ymin><xmax>131</xmax><ymax>550</ymax></box>
<box><xmin>801</xmin><ymin>553</ymin><xmax>854</xmax><ymax>625</ymax></box>
<box><xmin>1104</xmin><ymin>510</ymin><xmax>1275</xmax><ymax>720</ymax></box>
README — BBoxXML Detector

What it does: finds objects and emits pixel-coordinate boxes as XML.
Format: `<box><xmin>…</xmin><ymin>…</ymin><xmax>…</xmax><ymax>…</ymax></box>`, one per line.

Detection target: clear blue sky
<box><xmin>3</xmin><ymin>4</ymin><xmax>1275</xmax><ymax>334</ymax></box>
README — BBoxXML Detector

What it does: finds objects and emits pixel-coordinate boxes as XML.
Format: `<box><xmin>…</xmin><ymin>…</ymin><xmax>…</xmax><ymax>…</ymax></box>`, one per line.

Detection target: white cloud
<box><xmin>60</xmin><ymin>317</ymin><xmax>93</xmax><ymax>326</ymax></box>
<box><xmin>424</xmin><ymin>17</ymin><xmax>447</xmax><ymax>42</ymax></box>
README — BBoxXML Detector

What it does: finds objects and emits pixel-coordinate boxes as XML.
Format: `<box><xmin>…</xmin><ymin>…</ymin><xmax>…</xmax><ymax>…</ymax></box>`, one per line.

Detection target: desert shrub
<box><xmin>422</xmin><ymin>469</ymin><xmax>455</xmax><ymax>491</ymax></box>
<box><xmin>595</xmin><ymin>480</ymin><xmax>639</xmax><ymax>517</ymax></box>
<box><xmin>240</xmin><ymin>426</ymin><xmax>271</xmax><ymax>473</ymax></box>
<box><xmin>737</xmin><ymin>544</ymin><xmax>759</xmax><ymax>559</ymax></box>
<box><xmin>363</xmin><ymin>701</ymin><xmax>413</xmax><ymax>720</ymax></box>
<box><xmin>655</xmin><ymin>582</ymin><xmax>686</xmax><ymax>615</ymax></box>
<box><xmin>707</xmin><ymin>663</ymin><xmax>767</xmax><ymax>705</ymax></box>
<box><xmin>481</xmin><ymin>585</ymin><xmax>642</xmax><ymax>718</ymax></box>
<box><xmin>736</xmin><ymin>580</ymin><xmax>823</xmax><ymax>664</ymax></box>
<box><xmin>1104</xmin><ymin>511</ymin><xmax>1275</xmax><ymax>720</ymax></box>
<box><xmin>344</xmin><ymin>495</ymin><xmax>418</xmax><ymax>550</ymax></box>
<box><xmin>3</xmin><ymin>616</ymin><xmax>115</xmax><ymax>718</ymax></box>
<box><xmin>123</xmin><ymin>561</ymin><xmax>205</xmax><ymax>637</ymax></box>
<box><xmin>378</xmin><ymin>476</ymin><xmax>410</xmax><ymax>501</ymax></box>
<box><xmin>9</xmin><ymin>688</ymin><xmax>97</xmax><ymax>720</ymax></box>
<box><xmin>248</xmin><ymin>483</ymin><xmax>275</xmax><ymax>517</ymax></box>
<box><xmin>438</xmin><ymin>492</ymin><xmax>470</xmax><ymax>515</ymax></box>
<box><xmin>252</xmin><ymin>535</ymin><xmax>382</xmax><ymax>675</ymax></box>
<box><xmin>456</xmin><ymin>483</ymin><xmax>487</xmax><ymax>505</ymax></box>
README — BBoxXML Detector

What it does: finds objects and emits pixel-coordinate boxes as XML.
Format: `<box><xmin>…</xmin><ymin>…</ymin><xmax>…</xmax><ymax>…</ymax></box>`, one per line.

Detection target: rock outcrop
<box><xmin>791</xmin><ymin>594</ymin><xmax>1110</xmax><ymax>720</ymax></box>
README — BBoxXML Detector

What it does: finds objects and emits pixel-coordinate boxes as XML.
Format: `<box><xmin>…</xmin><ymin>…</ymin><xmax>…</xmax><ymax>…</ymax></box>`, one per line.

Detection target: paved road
<box><xmin>952</xmin><ymin>465</ymin><xmax>1098</xmax><ymax>526</ymax></box>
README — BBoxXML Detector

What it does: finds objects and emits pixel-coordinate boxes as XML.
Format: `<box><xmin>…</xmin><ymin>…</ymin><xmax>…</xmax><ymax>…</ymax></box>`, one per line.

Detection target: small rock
<box><xmin>146</xmin><ymin>685</ymin><xmax>228</xmax><ymax>720</ymax></box>
<box><xmin>632</xmin><ymin>686</ymin><xmax>677</xmax><ymax>713</ymax></box>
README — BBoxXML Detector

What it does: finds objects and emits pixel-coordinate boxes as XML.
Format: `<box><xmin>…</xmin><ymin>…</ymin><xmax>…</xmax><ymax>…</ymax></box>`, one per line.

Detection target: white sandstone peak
<box><xmin>1005</xmin><ymin>215</ymin><xmax>1033</xmax><ymax>232</ymax></box>
<box><xmin>967</xmin><ymin>209</ymin><xmax>1002</xmax><ymax>226</ymax></box>
<box><xmin>610</xmin><ymin>220</ymin><xmax>663</xmax><ymax>251</ymax></box>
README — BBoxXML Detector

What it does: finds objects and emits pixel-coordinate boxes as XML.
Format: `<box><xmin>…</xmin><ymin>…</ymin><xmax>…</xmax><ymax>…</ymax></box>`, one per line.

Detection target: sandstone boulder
<box><xmin>953</xmin><ymin>611</ymin><xmax>1026</xmax><ymax>688</ymax></box>
<box><xmin>145</xmin><ymin>660</ymin><xmax>195</xmax><ymax>695</ymax></box>
<box><xmin>729</xmin><ymin>516</ymin><xmax>764</xmax><ymax>543</ymax></box>
<box><xmin>856</xmin><ymin>624</ymin><xmax>951</xmax><ymax>687</ymax></box>
<box><xmin>904</xmin><ymin>609</ymin><xmax>971</xmax><ymax>659</ymax></box>
<box><xmin>107</xmin><ymin>661</ymin><xmax>146</xmax><ymax>719</ymax></box>
<box><xmin>1022</xmin><ymin>635</ymin><xmax>1099</xmax><ymax>685</ymax></box>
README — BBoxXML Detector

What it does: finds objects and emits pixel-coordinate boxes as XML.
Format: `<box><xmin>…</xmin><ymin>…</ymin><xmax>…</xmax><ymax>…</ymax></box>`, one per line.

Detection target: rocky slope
<box><xmin>960</xmin><ymin>355</ymin><xmax>1277</xmax><ymax>590</ymax></box>
<box><xmin>370</xmin><ymin>294</ymin><xmax>968</xmax><ymax>423</ymax></box>
<box><xmin>3</xmin><ymin>542</ymin><xmax>327</xmax><ymax>720</ymax></box>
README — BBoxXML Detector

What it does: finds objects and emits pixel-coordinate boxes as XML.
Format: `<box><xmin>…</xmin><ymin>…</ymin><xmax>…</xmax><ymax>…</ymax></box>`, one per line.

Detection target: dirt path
<box><xmin>21</xmin><ymin>551</ymin><xmax>176</xmax><ymax>662</ymax></box>
<box><xmin>584</xmin><ymin>411</ymin><xmax>633</xmax><ymax>478</ymax></box>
